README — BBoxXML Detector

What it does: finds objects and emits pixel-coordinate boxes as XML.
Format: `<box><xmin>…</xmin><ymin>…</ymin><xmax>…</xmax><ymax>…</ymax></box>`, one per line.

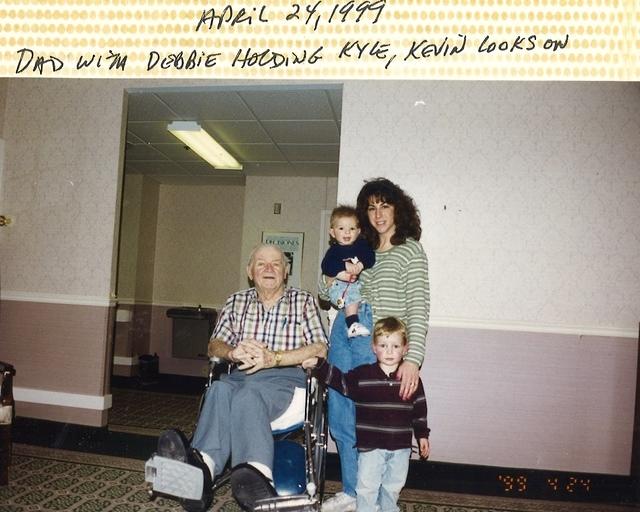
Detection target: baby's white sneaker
<box><xmin>347</xmin><ymin>322</ymin><xmax>370</xmax><ymax>338</ymax></box>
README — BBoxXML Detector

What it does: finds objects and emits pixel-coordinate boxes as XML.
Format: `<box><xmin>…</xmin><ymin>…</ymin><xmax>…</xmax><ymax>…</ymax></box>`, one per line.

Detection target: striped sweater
<box><xmin>315</xmin><ymin>359</ymin><xmax>430</xmax><ymax>451</ymax></box>
<box><xmin>359</xmin><ymin>239</ymin><xmax>430</xmax><ymax>367</ymax></box>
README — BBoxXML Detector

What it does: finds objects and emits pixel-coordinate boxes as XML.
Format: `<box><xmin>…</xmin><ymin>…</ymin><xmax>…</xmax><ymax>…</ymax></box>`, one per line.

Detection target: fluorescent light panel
<box><xmin>167</xmin><ymin>121</ymin><xmax>242</xmax><ymax>170</ymax></box>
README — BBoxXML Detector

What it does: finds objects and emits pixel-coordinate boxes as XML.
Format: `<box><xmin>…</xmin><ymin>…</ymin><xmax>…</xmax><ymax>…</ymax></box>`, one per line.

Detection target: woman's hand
<box><xmin>344</xmin><ymin>261</ymin><xmax>364</xmax><ymax>276</ymax></box>
<box><xmin>396</xmin><ymin>360</ymin><xmax>420</xmax><ymax>400</ymax></box>
<box><xmin>335</xmin><ymin>270</ymin><xmax>356</xmax><ymax>282</ymax></box>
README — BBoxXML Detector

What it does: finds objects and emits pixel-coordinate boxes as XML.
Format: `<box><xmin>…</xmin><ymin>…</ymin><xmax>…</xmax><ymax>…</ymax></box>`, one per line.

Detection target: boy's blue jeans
<box><xmin>327</xmin><ymin>303</ymin><xmax>376</xmax><ymax>497</ymax></box>
<box><xmin>356</xmin><ymin>448</ymin><xmax>411</xmax><ymax>512</ymax></box>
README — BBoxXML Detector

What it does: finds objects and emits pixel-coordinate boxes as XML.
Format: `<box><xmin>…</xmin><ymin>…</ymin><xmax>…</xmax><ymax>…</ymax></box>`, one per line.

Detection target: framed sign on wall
<box><xmin>261</xmin><ymin>231</ymin><xmax>304</xmax><ymax>289</ymax></box>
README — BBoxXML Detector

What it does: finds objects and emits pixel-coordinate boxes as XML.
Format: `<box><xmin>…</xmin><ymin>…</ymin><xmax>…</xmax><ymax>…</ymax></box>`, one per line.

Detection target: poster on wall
<box><xmin>261</xmin><ymin>232</ymin><xmax>304</xmax><ymax>288</ymax></box>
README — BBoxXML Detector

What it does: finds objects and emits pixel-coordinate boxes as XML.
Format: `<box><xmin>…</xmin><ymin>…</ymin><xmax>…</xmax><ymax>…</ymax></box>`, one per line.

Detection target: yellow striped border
<box><xmin>0</xmin><ymin>0</ymin><xmax>637</xmax><ymax>79</ymax></box>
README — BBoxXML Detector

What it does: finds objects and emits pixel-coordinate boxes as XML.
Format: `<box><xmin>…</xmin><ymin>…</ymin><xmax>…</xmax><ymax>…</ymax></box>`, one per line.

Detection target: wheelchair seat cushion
<box><xmin>270</xmin><ymin>386</ymin><xmax>306</xmax><ymax>432</ymax></box>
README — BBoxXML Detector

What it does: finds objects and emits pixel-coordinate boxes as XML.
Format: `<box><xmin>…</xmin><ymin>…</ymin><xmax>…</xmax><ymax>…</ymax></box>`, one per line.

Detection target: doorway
<box><xmin>108</xmin><ymin>84</ymin><xmax>342</xmax><ymax>435</ymax></box>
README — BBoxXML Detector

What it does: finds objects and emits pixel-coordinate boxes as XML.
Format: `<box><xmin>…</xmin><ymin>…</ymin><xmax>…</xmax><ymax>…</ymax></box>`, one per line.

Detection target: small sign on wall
<box><xmin>261</xmin><ymin>231</ymin><xmax>304</xmax><ymax>289</ymax></box>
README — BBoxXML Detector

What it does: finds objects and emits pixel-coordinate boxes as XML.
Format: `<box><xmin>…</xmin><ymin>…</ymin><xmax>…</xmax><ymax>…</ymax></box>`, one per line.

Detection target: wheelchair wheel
<box><xmin>312</xmin><ymin>387</ymin><xmax>328</xmax><ymax>501</ymax></box>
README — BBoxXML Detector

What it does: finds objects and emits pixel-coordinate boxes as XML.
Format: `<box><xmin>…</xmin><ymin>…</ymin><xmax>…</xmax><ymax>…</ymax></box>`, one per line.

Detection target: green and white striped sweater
<box><xmin>359</xmin><ymin>238</ymin><xmax>430</xmax><ymax>367</ymax></box>
<box><xmin>320</xmin><ymin>238</ymin><xmax>430</xmax><ymax>367</ymax></box>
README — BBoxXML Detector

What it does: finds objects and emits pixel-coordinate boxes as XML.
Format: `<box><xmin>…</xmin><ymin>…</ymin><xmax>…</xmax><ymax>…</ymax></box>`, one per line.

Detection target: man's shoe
<box><xmin>347</xmin><ymin>322</ymin><xmax>370</xmax><ymax>338</ymax></box>
<box><xmin>157</xmin><ymin>429</ymin><xmax>191</xmax><ymax>461</ymax></box>
<box><xmin>231</xmin><ymin>463</ymin><xmax>277</xmax><ymax>511</ymax></box>
<box><xmin>321</xmin><ymin>491</ymin><xmax>356</xmax><ymax>512</ymax></box>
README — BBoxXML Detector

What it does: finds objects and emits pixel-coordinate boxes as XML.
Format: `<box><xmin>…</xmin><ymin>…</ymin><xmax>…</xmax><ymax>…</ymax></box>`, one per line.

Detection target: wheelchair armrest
<box><xmin>303</xmin><ymin>367</ymin><xmax>325</xmax><ymax>424</ymax></box>
<box><xmin>305</xmin><ymin>368</ymin><xmax>317</xmax><ymax>397</ymax></box>
<box><xmin>207</xmin><ymin>356</ymin><xmax>234</xmax><ymax>386</ymax></box>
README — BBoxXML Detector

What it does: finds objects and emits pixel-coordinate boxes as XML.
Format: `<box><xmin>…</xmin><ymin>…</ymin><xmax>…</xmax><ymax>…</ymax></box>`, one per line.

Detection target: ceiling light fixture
<box><xmin>167</xmin><ymin>121</ymin><xmax>243</xmax><ymax>170</ymax></box>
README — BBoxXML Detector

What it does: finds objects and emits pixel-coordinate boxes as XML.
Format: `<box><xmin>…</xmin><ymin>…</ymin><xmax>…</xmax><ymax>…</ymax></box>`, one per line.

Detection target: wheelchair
<box><xmin>145</xmin><ymin>359</ymin><xmax>328</xmax><ymax>512</ymax></box>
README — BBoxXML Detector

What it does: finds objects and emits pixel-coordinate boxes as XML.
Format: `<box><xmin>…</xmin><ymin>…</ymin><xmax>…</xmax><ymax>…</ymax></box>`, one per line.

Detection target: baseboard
<box><xmin>14</xmin><ymin>387</ymin><xmax>112</xmax><ymax>410</ymax></box>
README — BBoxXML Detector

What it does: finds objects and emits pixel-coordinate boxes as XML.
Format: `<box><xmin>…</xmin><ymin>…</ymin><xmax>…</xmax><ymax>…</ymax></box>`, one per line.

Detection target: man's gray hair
<box><xmin>247</xmin><ymin>243</ymin><xmax>287</xmax><ymax>268</ymax></box>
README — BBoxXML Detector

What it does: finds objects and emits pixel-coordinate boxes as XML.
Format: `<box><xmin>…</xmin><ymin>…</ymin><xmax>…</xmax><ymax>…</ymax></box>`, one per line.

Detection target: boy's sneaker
<box><xmin>322</xmin><ymin>492</ymin><xmax>356</xmax><ymax>512</ymax></box>
<box><xmin>347</xmin><ymin>322</ymin><xmax>370</xmax><ymax>338</ymax></box>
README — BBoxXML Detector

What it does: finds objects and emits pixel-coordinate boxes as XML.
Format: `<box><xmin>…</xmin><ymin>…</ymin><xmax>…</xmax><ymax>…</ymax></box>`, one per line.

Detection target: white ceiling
<box><xmin>124</xmin><ymin>85</ymin><xmax>343</xmax><ymax>184</ymax></box>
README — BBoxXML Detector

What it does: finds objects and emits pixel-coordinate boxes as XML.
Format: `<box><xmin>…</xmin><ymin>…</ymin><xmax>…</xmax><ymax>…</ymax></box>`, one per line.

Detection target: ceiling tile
<box><xmin>124</xmin><ymin>86</ymin><xmax>343</xmax><ymax>182</ymax></box>
<box><xmin>125</xmin><ymin>143</ymin><xmax>170</xmax><ymax>161</ymax></box>
<box><xmin>153</xmin><ymin>144</ymin><xmax>206</xmax><ymax>162</ymax></box>
<box><xmin>222</xmin><ymin>143</ymin><xmax>287</xmax><ymax>162</ymax></box>
<box><xmin>201</xmin><ymin>120</ymin><xmax>271</xmax><ymax>144</ymax></box>
<box><xmin>278</xmin><ymin>144</ymin><xmax>340</xmax><ymax>162</ymax></box>
<box><xmin>126</xmin><ymin>130</ymin><xmax>145</xmax><ymax>144</ymax></box>
<box><xmin>262</xmin><ymin>120</ymin><xmax>339</xmax><ymax>144</ymax></box>
<box><xmin>127</xmin><ymin>93</ymin><xmax>181</xmax><ymax>122</ymax></box>
<box><xmin>128</xmin><ymin>121</ymin><xmax>178</xmax><ymax>144</ymax></box>
<box><xmin>156</xmin><ymin>90</ymin><xmax>255</xmax><ymax>120</ymax></box>
<box><xmin>239</xmin><ymin>89</ymin><xmax>335</xmax><ymax>120</ymax></box>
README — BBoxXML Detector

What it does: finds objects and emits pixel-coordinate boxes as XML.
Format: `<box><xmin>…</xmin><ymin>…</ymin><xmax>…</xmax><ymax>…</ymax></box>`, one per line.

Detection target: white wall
<box><xmin>153</xmin><ymin>182</ymin><xmax>245</xmax><ymax>307</ymax></box>
<box><xmin>338</xmin><ymin>81</ymin><xmax>640</xmax><ymax>474</ymax></box>
<box><xmin>340</xmin><ymin>81</ymin><xmax>640</xmax><ymax>335</ymax></box>
<box><xmin>0</xmin><ymin>79</ymin><xmax>126</xmax><ymax>300</ymax></box>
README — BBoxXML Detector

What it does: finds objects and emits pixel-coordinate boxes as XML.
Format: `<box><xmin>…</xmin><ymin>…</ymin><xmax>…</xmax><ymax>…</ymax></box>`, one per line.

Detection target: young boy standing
<box><xmin>321</xmin><ymin>206</ymin><xmax>375</xmax><ymax>338</ymax></box>
<box><xmin>303</xmin><ymin>317</ymin><xmax>430</xmax><ymax>512</ymax></box>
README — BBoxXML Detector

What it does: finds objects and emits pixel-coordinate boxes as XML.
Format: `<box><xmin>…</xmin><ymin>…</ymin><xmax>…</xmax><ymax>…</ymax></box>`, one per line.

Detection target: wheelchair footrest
<box><xmin>145</xmin><ymin>455</ymin><xmax>204</xmax><ymax>501</ymax></box>
<box><xmin>254</xmin><ymin>494</ymin><xmax>319</xmax><ymax>512</ymax></box>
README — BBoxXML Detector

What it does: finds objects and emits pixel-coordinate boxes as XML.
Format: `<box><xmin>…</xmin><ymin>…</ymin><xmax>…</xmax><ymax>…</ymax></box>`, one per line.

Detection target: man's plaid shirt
<box><xmin>212</xmin><ymin>287</ymin><xmax>328</xmax><ymax>352</ymax></box>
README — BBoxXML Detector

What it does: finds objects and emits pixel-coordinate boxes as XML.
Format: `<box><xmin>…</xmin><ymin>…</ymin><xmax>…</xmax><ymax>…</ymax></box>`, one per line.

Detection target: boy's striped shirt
<box><xmin>316</xmin><ymin>359</ymin><xmax>430</xmax><ymax>451</ymax></box>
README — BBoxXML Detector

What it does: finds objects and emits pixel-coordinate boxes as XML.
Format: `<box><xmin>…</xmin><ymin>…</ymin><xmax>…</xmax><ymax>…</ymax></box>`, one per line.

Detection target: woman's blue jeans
<box><xmin>327</xmin><ymin>303</ymin><xmax>376</xmax><ymax>498</ymax></box>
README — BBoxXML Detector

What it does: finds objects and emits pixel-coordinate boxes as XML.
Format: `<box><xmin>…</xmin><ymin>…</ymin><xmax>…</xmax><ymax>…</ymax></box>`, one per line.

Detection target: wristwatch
<box><xmin>274</xmin><ymin>350</ymin><xmax>283</xmax><ymax>367</ymax></box>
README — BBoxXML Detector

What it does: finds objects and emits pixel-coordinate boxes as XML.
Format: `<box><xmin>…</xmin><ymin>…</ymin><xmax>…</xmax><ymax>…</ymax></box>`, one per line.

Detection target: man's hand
<box><xmin>418</xmin><ymin>438</ymin><xmax>430</xmax><ymax>459</ymax></box>
<box><xmin>235</xmin><ymin>340</ymin><xmax>272</xmax><ymax>375</ymax></box>
<box><xmin>229</xmin><ymin>340</ymin><xmax>326</xmax><ymax>375</ymax></box>
<box><xmin>229</xmin><ymin>343</ymin><xmax>251</xmax><ymax>363</ymax></box>
<box><xmin>301</xmin><ymin>357</ymin><xmax>319</xmax><ymax>369</ymax></box>
<box><xmin>396</xmin><ymin>360</ymin><xmax>420</xmax><ymax>400</ymax></box>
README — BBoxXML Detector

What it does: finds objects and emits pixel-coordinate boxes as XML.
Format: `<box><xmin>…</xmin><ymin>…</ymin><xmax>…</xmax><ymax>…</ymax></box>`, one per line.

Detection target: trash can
<box><xmin>138</xmin><ymin>353</ymin><xmax>159</xmax><ymax>386</ymax></box>
<box><xmin>0</xmin><ymin>361</ymin><xmax>16</xmax><ymax>486</ymax></box>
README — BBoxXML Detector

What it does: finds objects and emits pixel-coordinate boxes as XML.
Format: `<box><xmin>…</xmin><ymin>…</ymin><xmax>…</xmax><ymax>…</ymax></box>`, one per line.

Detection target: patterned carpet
<box><xmin>108</xmin><ymin>388</ymin><xmax>200</xmax><ymax>437</ymax></box>
<box><xmin>1</xmin><ymin>444</ymin><xmax>637</xmax><ymax>512</ymax></box>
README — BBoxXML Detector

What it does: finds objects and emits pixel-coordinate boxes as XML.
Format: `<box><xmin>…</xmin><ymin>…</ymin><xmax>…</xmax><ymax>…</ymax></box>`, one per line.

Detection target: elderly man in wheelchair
<box><xmin>145</xmin><ymin>244</ymin><xmax>328</xmax><ymax>512</ymax></box>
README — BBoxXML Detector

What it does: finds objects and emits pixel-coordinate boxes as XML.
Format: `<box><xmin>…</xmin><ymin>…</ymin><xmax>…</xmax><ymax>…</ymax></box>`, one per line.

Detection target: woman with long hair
<box><xmin>321</xmin><ymin>177</ymin><xmax>430</xmax><ymax>512</ymax></box>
